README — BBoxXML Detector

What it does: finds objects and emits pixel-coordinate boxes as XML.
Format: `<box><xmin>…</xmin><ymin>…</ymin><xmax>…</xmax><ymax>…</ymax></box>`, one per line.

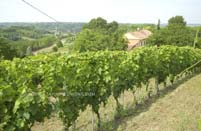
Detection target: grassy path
<box><xmin>32</xmin><ymin>38</ymin><xmax>67</xmax><ymax>55</ymax></box>
<box><xmin>32</xmin><ymin>44</ymin><xmax>56</xmax><ymax>55</ymax></box>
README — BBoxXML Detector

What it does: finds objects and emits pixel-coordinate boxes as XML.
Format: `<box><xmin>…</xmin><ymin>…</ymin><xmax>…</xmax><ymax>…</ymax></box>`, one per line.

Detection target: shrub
<box><xmin>52</xmin><ymin>46</ymin><xmax>58</xmax><ymax>52</ymax></box>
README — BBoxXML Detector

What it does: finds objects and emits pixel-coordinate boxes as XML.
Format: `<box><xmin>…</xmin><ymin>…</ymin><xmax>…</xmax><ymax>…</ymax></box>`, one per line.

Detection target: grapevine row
<box><xmin>0</xmin><ymin>45</ymin><xmax>201</xmax><ymax>130</ymax></box>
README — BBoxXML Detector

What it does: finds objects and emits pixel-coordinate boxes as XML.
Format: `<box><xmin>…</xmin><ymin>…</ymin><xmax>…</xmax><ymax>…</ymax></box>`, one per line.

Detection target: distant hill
<box><xmin>187</xmin><ymin>24</ymin><xmax>201</xmax><ymax>27</ymax></box>
<box><xmin>0</xmin><ymin>22</ymin><xmax>200</xmax><ymax>34</ymax></box>
<box><xmin>0</xmin><ymin>22</ymin><xmax>85</xmax><ymax>33</ymax></box>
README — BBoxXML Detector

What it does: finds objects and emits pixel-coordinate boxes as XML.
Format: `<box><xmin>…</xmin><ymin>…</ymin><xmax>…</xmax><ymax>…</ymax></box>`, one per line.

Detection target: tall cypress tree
<box><xmin>157</xmin><ymin>19</ymin><xmax>160</xmax><ymax>30</ymax></box>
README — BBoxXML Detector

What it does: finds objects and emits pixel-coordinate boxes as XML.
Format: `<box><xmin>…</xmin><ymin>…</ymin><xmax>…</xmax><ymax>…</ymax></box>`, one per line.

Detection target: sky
<box><xmin>0</xmin><ymin>0</ymin><xmax>201</xmax><ymax>24</ymax></box>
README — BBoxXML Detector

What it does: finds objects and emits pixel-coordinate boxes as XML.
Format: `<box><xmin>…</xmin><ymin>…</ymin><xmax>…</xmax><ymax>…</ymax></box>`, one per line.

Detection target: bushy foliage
<box><xmin>10</xmin><ymin>36</ymin><xmax>57</xmax><ymax>57</ymax></box>
<box><xmin>168</xmin><ymin>16</ymin><xmax>186</xmax><ymax>28</ymax></box>
<box><xmin>56</xmin><ymin>40</ymin><xmax>63</xmax><ymax>48</ymax></box>
<box><xmin>147</xmin><ymin>16</ymin><xmax>198</xmax><ymax>47</ymax></box>
<box><xmin>0</xmin><ymin>26</ymin><xmax>50</xmax><ymax>40</ymax></box>
<box><xmin>0</xmin><ymin>37</ymin><xmax>17</xmax><ymax>59</ymax></box>
<box><xmin>0</xmin><ymin>26</ymin><xmax>58</xmax><ymax>58</ymax></box>
<box><xmin>73</xmin><ymin>17</ymin><xmax>127</xmax><ymax>52</ymax></box>
<box><xmin>52</xmin><ymin>46</ymin><xmax>58</xmax><ymax>52</ymax></box>
<box><xmin>119</xmin><ymin>24</ymin><xmax>156</xmax><ymax>33</ymax></box>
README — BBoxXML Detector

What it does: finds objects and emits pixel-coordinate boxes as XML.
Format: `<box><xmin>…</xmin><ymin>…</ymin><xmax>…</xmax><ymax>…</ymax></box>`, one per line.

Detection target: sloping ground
<box><xmin>117</xmin><ymin>74</ymin><xmax>201</xmax><ymax>131</ymax></box>
<box><xmin>32</xmin><ymin>39</ymin><xmax>67</xmax><ymax>55</ymax></box>
<box><xmin>32</xmin><ymin>44</ymin><xmax>56</xmax><ymax>55</ymax></box>
<box><xmin>32</xmin><ymin>74</ymin><xmax>201</xmax><ymax>131</ymax></box>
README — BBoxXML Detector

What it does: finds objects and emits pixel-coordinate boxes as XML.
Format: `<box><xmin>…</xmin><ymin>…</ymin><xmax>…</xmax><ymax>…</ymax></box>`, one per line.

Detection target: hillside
<box><xmin>31</xmin><ymin>74</ymin><xmax>201</xmax><ymax>131</ymax></box>
<box><xmin>0</xmin><ymin>22</ymin><xmax>84</xmax><ymax>33</ymax></box>
<box><xmin>0</xmin><ymin>26</ymin><xmax>58</xmax><ymax>58</ymax></box>
<box><xmin>117</xmin><ymin>74</ymin><xmax>201</xmax><ymax>131</ymax></box>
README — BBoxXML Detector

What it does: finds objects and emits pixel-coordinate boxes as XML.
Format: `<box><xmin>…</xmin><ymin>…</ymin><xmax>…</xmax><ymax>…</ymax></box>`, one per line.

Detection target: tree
<box><xmin>168</xmin><ymin>16</ymin><xmax>186</xmax><ymax>28</ymax></box>
<box><xmin>147</xmin><ymin>27</ymin><xmax>194</xmax><ymax>47</ymax></box>
<box><xmin>25</xmin><ymin>46</ymin><xmax>32</xmax><ymax>56</ymax></box>
<box><xmin>194</xmin><ymin>27</ymin><xmax>201</xmax><ymax>48</ymax></box>
<box><xmin>167</xmin><ymin>16</ymin><xmax>194</xmax><ymax>46</ymax></box>
<box><xmin>52</xmin><ymin>46</ymin><xmax>58</xmax><ymax>52</ymax></box>
<box><xmin>65</xmin><ymin>33</ymin><xmax>76</xmax><ymax>43</ymax></box>
<box><xmin>56</xmin><ymin>40</ymin><xmax>63</xmax><ymax>48</ymax></box>
<box><xmin>157</xmin><ymin>19</ymin><xmax>160</xmax><ymax>30</ymax></box>
<box><xmin>147</xmin><ymin>28</ymin><xmax>169</xmax><ymax>46</ymax></box>
<box><xmin>107</xmin><ymin>21</ymin><xmax>119</xmax><ymax>33</ymax></box>
<box><xmin>147</xmin><ymin>16</ymin><xmax>195</xmax><ymax>47</ymax></box>
<box><xmin>83</xmin><ymin>17</ymin><xmax>107</xmax><ymax>31</ymax></box>
<box><xmin>73</xmin><ymin>17</ymin><xmax>127</xmax><ymax>52</ymax></box>
<box><xmin>0</xmin><ymin>37</ymin><xmax>17</xmax><ymax>59</ymax></box>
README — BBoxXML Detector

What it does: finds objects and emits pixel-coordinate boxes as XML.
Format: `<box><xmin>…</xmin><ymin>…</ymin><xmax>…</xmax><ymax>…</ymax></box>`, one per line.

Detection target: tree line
<box><xmin>72</xmin><ymin>16</ymin><xmax>201</xmax><ymax>53</ymax></box>
<box><xmin>0</xmin><ymin>26</ymin><xmax>59</xmax><ymax>59</ymax></box>
<box><xmin>147</xmin><ymin>16</ymin><xmax>201</xmax><ymax>48</ymax></box>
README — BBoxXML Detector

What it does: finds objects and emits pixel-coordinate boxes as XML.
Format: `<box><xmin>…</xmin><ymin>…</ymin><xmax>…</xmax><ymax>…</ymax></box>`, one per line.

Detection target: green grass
<box><xmin>33</xmin><ymin>38</ymin><xmax>71</xmax><ymax>55</ymax></box>
<box><xmin>117</xmin><ymin>74</ymin><xmax>201</xmax><ymax>131</ymax></box>
<box><xmin>32</xmin><ymin>74</ymin><xmax>201</xmax><ymax>131</ymax></box>
<box><xmin>32</xmin><ymin>44</ymin><xmax>56</xmax><ymax>55</ymax></box>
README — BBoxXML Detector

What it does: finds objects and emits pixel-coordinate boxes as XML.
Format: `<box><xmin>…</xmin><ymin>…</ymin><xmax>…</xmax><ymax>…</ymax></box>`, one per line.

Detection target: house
<box><xmin>124</xmin><ymin>29</ymin><xmax>152</xmax><ymax>50</ymax></box>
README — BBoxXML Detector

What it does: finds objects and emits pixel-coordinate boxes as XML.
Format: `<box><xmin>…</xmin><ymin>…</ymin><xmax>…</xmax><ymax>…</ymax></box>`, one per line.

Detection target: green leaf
<box><xmin>13</xmin><ymin>99</ymin><xmax>21</xmax><ymax>113</ymax></box>
<box><xmin>23</xmin><ymin>112</ymin><xmax>30</xmax><ymax>119</ymax></box>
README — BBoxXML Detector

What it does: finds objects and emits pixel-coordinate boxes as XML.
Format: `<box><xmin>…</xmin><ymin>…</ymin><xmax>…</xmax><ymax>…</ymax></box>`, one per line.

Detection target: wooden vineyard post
<box><xmin>122</xmin><ymin>92</ymin><xmax>124</xmax><ymax>109</ymax></box>
<box><xmin>155</xmin><ymin>77</ymin><xmax>159</xmax><ymax>95</ymax></box>
<box><xmin>91</xmin><ymin>110</ymin><xmax>94</xmax><ymax>131</ymax></box>
<box><xmin>72</xmin><ymin>121</ymin><xmax>76</xmax><ymax>131</ymax></box>
<box><xmin>132</xmin><ymin>89</ymin><xmax>137</xmax><ymax>106</ymax></box>
<box><xmin>146</xmin><ymin>82</ymin><xmax>150</xmax><ymax>98</ymax></box>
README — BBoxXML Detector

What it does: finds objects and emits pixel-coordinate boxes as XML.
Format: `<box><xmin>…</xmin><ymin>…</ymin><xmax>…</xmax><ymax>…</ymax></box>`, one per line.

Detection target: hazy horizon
<box><xmin>1</xmin><ymin>0</ymin><xmax>201</xmax><ymax>24</ymax></box>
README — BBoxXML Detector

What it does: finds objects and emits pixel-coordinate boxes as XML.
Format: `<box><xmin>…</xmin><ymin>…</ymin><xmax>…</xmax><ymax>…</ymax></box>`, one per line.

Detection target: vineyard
<box><xmin>1</xmin><ymin>45</ymin><xmax>201</xmax><ymax>131</ymax></box>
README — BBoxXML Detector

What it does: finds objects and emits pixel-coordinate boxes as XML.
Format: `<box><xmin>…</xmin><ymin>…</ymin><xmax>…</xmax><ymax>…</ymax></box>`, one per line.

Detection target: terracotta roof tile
<box><xmin>124</xmin><ymin>29</ymin><xmax>152</xmax><ymax>40</ymax></box>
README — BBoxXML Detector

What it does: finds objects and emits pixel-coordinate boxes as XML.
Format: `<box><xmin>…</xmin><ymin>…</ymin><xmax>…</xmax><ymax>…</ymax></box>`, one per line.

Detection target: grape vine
<box><xmin>0</xmin><ymin>45</ymin><xmax>201</xmax><ymax>130</ymax></box>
